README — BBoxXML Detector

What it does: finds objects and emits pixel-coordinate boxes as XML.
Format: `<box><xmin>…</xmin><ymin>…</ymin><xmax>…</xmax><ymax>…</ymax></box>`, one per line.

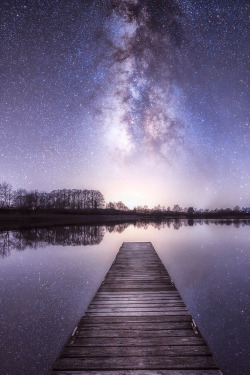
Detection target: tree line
<box><xmin>0</xmin><ymin>181</ymin><xmax>249</xmax><ymax>214</ymax></box>
<box><xmin>0</xmin><ymin>182</ymin><xmax>105</xmax><ymax>210</ymax></box>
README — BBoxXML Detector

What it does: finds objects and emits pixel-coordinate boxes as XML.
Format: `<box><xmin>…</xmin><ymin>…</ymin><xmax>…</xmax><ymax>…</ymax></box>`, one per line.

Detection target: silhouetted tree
<box><xmin>173</xmin><ymin>204</ymin><xmax>182</xmax><ymax>212</ymax></box>
<box><xmin>13</xmin><ymin>188</ymin><xmax>28</xmax><ymax>208</ymax></box>
<box><xmin>116</xmin><ymin>201</ymin><xmax>129</xmax><ymax>211</ymax></box>
<box><xmin>233</xmin><ymin>205</ymin><xmax>241</xmax><ymax>212</ymax></box>
<box><xmin>0</xmin><ymin>182</ymin><xmax>13</xmax><ymax>207</ymax></box>
<box><xmin>106</xmin><ymin>201</ymin><xmax>129</xmax><ymax>211</ymax></box>
<box><xmin>106</xmin><ymin>202</ymin><xmax>116</xmax><ymax>209</ymax></box>
<box><xmin>153</xmin><ymin>204</ymin><xmax>162</xmax><ymax>211</ymax></box>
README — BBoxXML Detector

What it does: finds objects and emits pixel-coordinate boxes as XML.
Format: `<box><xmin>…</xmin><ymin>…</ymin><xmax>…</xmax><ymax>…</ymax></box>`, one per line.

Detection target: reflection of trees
<box><xmin>1</xmin><ymin>219</ymin><xmax>249</xmax><ymax>258</ymax></box>
<box><xmin>0</xmin><ymin>231</ymin><xmax>28</xmax><ymax>258</ymax></box>
<box><xmin>135</xmin><ymin>222</ymin><xmax>150</xmax><ymax>230</ymax></box>
<box><xmin>106</xmin><ymin>223</ymin><xmax>131</xmax><ymax>233</ymax></box>
<box><xmin>132</xmin><ymin>218</ymin><xmax>250</xmax><ymax>230</ymax></box>
<box><xmin>195</xmin><ymin>218</ymin><xmax>249</xmax><ymax>227</ymax></box>
<box><xmin>15</xmin><ymin>226</ymin><xmax>105</xmax><ymax>247</ymax></box>
<box><xmin>135</xmin><ymin>219</ymin><xmax>185</xmax><ymax>230</ymax></box>
<box><xmin>0</xmin><ymin>232</ymin><xmax>12</xmax><ymax>258</ymax></box>
<box><xmin>0</xmin><ymin>225</ymin><xmax>105</xmax><ymax>258</ymax></box>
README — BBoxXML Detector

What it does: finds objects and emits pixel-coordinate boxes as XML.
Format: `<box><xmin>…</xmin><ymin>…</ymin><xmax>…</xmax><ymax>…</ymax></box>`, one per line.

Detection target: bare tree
<box><xmin>13</xmin><ymin>188</ymin><xmax>27</xmax><ymax>208</ymax></box>
<box><xmin>0</xmin><ymin>182</ymin><xmax>13</xmax><ymax>207</ymax></box>
<box><xmin>173</xmin><ymin>204</ymin><xmax>182</xmax><ymax>212</ymax></box>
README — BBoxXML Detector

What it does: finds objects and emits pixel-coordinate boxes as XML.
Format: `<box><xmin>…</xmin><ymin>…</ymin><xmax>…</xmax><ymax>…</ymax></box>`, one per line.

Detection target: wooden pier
<box><xmin>51</xmin><ymin>242</ymin><xmax>222</xmax><ymax>374</ymax></box>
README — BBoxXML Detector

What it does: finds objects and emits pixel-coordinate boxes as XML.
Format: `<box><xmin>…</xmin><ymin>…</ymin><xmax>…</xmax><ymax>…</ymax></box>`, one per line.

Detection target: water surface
<box><xmin>0</xmin><ymin>219</ymin><xmax>249</xmax><ymax>375</ymax></box>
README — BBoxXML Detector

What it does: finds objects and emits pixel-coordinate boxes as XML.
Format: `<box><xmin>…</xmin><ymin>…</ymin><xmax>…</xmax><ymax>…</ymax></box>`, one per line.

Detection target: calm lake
<box><xmin>0</xmin><ymin>219</ymin><xmax>249</xmax><ymax>375</ymax></box>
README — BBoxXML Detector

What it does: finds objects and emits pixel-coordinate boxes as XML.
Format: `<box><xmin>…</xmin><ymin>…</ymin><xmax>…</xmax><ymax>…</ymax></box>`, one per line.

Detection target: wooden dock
<box><xmin>51</xmin><ymin>242</ymin><xmax>222</xmax><ymax>374</ymax></box>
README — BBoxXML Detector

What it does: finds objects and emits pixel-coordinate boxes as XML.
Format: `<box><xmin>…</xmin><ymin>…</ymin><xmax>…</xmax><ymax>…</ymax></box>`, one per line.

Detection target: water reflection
<box><xmin>1</xmin><ymin>219</ymin><xmax>249</xmax><ymax>258</ymax></box>
<box><xmin>0</xmin><ymin>219</ymin><xmax>249</xmax><ymax>375</ymax></box>
<box><xmin>0</xmin><ymin>225</ymin><xmax>105</xmax><ymax>257</ymax></box>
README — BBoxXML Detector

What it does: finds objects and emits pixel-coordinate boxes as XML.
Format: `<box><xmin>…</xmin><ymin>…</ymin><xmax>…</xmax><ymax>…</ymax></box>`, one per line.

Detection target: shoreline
<box><xmin>0</xmin><ymin>211</ymin><xmax>249</xmax><ymax>231</ymax></box>
<box><xmin>0</xmin><ymin>213</ymin><xmax>141</xmax><ymax>231</ymax></box>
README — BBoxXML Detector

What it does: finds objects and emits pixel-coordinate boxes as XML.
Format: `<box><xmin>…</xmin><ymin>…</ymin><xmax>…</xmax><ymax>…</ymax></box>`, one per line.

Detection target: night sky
<box><xmin>0</xmin><ymin>0</ymin><xmax>249</xmax><ymax>208</ymax></box>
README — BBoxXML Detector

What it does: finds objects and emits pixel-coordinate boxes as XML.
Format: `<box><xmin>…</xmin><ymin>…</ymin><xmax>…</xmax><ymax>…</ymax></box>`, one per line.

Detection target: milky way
<box><xmin>0</xmin><ymin>0</ymin><xmax>249</xmax><ymax>208</ymax></box>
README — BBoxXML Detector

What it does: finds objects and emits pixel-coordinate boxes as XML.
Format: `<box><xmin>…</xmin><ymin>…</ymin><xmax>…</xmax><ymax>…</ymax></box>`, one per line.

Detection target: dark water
<box><xmin>0</xmin><ymin>219</ymin><xmax>249</xmax><ymax>375</ymax></box>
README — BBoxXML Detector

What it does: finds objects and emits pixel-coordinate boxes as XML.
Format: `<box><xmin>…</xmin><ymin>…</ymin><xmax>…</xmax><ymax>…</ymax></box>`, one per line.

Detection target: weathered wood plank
<box><xmin>51</xmin><ymin>242</ymin><xmax>222</xmax><ymax>373</ymax></box>
<box><xmin>76</xmin><ymin>329</ymin><xmax>196</xmax><ymax>338</ymax></box>
<box><xmin>94</xmin><ymin>293</ymin><xmax>180</xmax><ymax>296</ymax></box>
<box><xmin>77</xmin><ymin>322</ymin><xmax>192</xmax><ymax>330</ymax></box>
<box><xmin>98</xmin><ymin>285</ymin><xmax>177</xmax><ymax>293</ymax></box>
<box><xmin>87</xmin><ymin>307</ymin><xmax>188</xmax><ymax>313</ymax></box>
<box><xmin>89</xmin><ymin>303</ymin><xmax>184</xmax><ymax>306</ymax></box>
<box><xmin>53</xmin><ymin>356</ymin><xmax>218</xmax><ymax>370</ymax></box>
<box><xmin>51</xmin><ymin>370</ymin><xmax>223</xmax><ymax>375</ymax></box>
<box><xmin>80</xmin><ymin>315</ymin><xmax>192</xmax><ymax>323</ymax></box>
<box><xmin>72</xmin><ymin>336</ymin><xmax>206</xmax><ymax>346</ymax></box>
<box><xmin>91</xmin><ymin>301</ymin><xmax>184</xmax><ymax>305</ymax></box>
<box><xmin>90</xmin><ymin>299</ymin><xmax>185</xmax><ymax>302</ymax></box>
<box><xmin>85</xmin><ymin>311</ymin><xmax>190</xmax><ymax>316</ymax></box>
<box><xmin>63</xmin><ymin>345</ymin><xmax>211</xmax><ymax>357</ymax></box>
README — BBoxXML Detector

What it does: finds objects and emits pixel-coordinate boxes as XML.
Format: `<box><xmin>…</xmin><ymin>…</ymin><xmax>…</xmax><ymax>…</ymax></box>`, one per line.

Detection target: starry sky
<box><xmin>0</xmin><ymin>0</ymin><xmax>249</xmax><ymax>209</ymax></box>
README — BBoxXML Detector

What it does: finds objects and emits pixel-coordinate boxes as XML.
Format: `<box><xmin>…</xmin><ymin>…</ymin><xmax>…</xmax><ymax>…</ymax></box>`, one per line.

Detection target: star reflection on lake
<box><xmin>0</xmin><ymin>219</ymin><xmax>249</xmax><ymax>375</ymax></box>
